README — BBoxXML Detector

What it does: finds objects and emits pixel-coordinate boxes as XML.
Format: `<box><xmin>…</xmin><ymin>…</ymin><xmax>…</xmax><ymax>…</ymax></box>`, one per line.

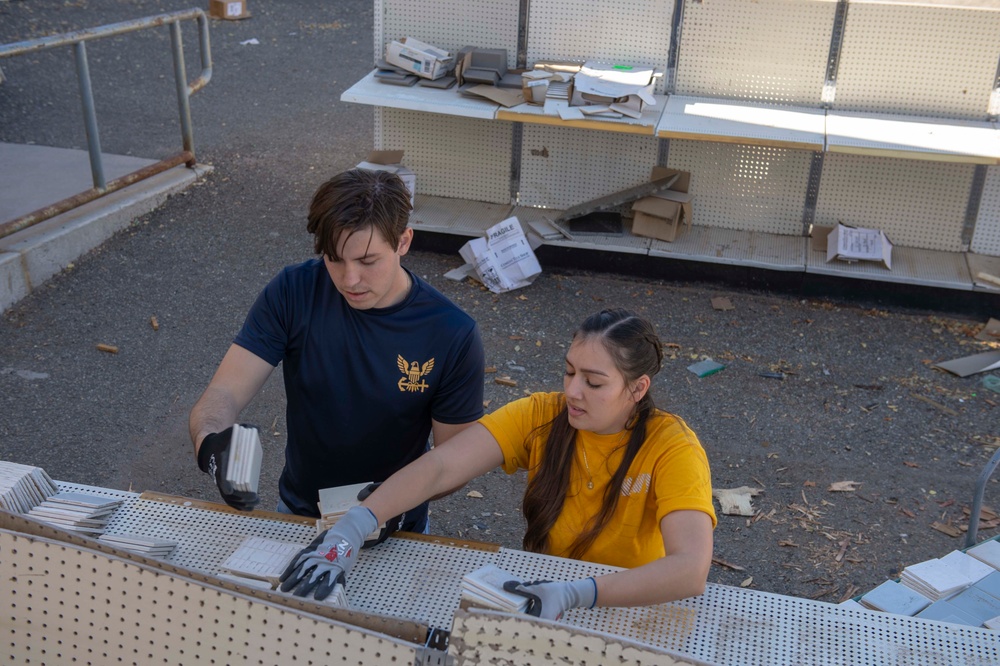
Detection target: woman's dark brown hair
<box><xmin>521</xmin><ymin>308</ymin><xmax>664</xmax><ymax>559</ymax></box>
<box><xmin>306</xmin><ymin>169</ymin><xmax>412</xmax><ymax>260</ymax></box>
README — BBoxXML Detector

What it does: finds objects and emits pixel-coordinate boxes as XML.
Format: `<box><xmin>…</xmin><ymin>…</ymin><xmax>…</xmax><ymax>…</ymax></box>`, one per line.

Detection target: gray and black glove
<box><xmin>279</xmin><ymin>505</ymin><xmax>377</xmax><ymax>601</ymax></box>
<box><xmin>197</xmin><ymin>425</ymin><xmax>259</xmax><ymax>512</ymax></box>
<box><xmin>503</xmin><ymin>577</ymin><xmax>598</xmax><ymax>620</ymax></box>
<box><xmin>356</xmin><ymin>482</ymin><xmax>405</xmax><ymax>547</ymax></box>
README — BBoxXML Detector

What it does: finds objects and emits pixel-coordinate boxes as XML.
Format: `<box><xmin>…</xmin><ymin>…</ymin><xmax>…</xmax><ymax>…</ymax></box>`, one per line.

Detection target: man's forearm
<box><xmin>189</xmin><ymin>387</ymin><xmax>241</xmax><ymax>452</ymax></box>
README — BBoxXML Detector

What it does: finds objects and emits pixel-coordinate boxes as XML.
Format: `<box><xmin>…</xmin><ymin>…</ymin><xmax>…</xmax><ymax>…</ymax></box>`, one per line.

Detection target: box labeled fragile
<box><xmin>209</xmin><ymin>0</ymin><xmax>249</xmax><ymax>20</ymax></box>
<box><xmin>826</xmin><ymin>223</ymin><xmax>893</xmax><ymax>270</ymax></box>
<box><xmin>386</xmin><ymin>37</ymin><xmax>453</xmax><ymax>80</ymax></box>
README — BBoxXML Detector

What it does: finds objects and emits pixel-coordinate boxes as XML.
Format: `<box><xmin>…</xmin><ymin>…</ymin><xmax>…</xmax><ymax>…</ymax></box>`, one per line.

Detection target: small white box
<box><xmin>385</xmin><ymin>37</ymin><xmax>453</xmax><ymax>80</ymax></box>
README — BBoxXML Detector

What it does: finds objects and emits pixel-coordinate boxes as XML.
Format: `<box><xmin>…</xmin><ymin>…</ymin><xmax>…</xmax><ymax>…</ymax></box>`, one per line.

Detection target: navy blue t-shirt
<box><xmin>234</xmin><ymin>259</ymin><xmax>485</xmax><ymax>521</ymax></box>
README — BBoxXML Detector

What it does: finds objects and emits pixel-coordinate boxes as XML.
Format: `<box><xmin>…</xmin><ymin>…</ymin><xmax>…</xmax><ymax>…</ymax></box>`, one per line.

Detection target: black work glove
<box><xmin>197</xmin><ymin>425</ymin><xmax>259</xmax><ymax>512</ymax></box>
<box><xmin>356</xmin><ymin>481</ymin><xmax>406</xmax><ymax>547</ymax></box>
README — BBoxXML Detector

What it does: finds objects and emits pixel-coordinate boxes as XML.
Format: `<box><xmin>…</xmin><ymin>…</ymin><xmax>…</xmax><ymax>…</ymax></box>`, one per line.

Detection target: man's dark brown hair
<box><xmin>307</xmin><ymin>169</ymin><xmax>412</xmax><ymax>260</ymax></box>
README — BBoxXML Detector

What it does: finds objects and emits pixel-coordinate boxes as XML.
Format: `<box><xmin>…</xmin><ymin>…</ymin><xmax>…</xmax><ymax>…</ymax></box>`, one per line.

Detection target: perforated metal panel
<box><xmin>518</xmin><ymin>124</ymin><xmax>660</xmax><ymax>209</ymax></box>
<box><xmin>379</xmin><ymin>0</ymin><xmax>521</xmax><ymax>69</ymax></box>
<box><xmin>815</xmin><ymin>153</ymin><xmax>974</xmax><ymax>252</ymax></box>
<box><xmin>833</xmin><ymin>3</ymin><xmax>1000</xmax><ymax>119</ymax></box>
<box><xmin>674</xmin><ymin>0</ymin><xmax>834</xmax><ymax>105</ymax></box>
<box><xmin>972</xmin><ymin>164</ymin><xmax>1000</xmax><ymax>255</ymax></box>
<box><xmin>1</xmin><ymin>530</ymin><xmax>423</xmax><ymax>666</ymax></box>
<box><xmin>526</xmin><ymin>0</ymin><xmax>672</xmax><ymax>94</ymax></box>
<box><xmin>380</xmin><ymin>108</ymin><xmax>512</xmax><ymax>204</ymax></box>
<box><xmin>666</xmin><ymin>139</ymin><xmax>812</xmax><ymax>235</ymax></box>
<box><xmin>806</xmin><ymin>243</ymin><xmax>973</xmax><ymax>290</ymax></box>
<box><xmin>648</xmin><ymin>226</ymin><xmax>807</xmax><ymax>271</ymax></box>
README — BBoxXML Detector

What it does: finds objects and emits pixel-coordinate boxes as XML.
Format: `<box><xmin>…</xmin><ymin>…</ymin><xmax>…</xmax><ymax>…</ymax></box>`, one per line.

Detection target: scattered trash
<box><xmin>688</xmin><ymin>358</ymin><xmax>725</xmax><ymax>378</ymax></box>
<box><xmin>983</xmin><ymin>375</ymin><xmax>1000</xmax><ymax>394</ymax></box>
<box><xmin>494</xmin><ymin>377</ymin><xmax>517</xmax><ymax>387</ymax></box>
<box><xmin>975</xmin><ymin>318</ymin><xmax>1000</xmax><ymax>342</ymax></box>
<box><xmin>740</xmin><ymin>577</ymin><xmax>754</xmax><ymax>588</ymax></box>
<box><xmin>758</xmin><ymin>372</ymin><xmax>785</xmax><ymax>380</ymax></box>
<box><xmin>711</xmin><ymin>296</ymin><xmax>734</xmax><ymax>311</ymax></box>
<box><xmin>712</xmin><ymin>486</ymin><xmax>764</xmax><ymax>516</ymax></box>
<box><xmin>150</xmin><ymin>315</ymin><xmax>159</xmax><ymax>331</ymax></box>
<box><xmin>466</xmin><ymin>490</ymin><xmax>483</xmax><ymax>498</ymax></box>
<box><xmin>933</xmin><ymin>350</ymin><xmax>1000</xmax><ymax>377</ymax></box>
<box><xmin>444</xmin><ymin>264</ymin><xmax>476</xmax><ymax>281</ymax></box>
<box><xmin>96</xmin><ymin>343</ymin><xmax>119</xmax><ymax>354</ymax></box>
<box><xmin>239</xmin><ymin>38</ymin><xmax>260</xmax><ymax>46</ymax></box>
<box><xmin>828</xmin><ymin>481</ymin><xmax>861</xmax><ymax>492</ymax></box>
<box><xmin>505</xmin><ymin>361</ymin><xmax>526</xmax><ymax>372</ymax></box>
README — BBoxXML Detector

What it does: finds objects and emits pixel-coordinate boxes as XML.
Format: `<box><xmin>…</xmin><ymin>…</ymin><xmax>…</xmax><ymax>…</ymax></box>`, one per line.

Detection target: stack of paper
<box><xmin>219</xmin><ymin>536</ymin><xmax>348</xmax><ymax>606</ymax></box>
<box><xmin>316</xmin><ymin>482</ymin><xmax>383</xmax><ymax>541</ymax></box>
<box><xmin>0</xmin><ymin>461</ymin><xmax>59</xmax><ymax>513</ymax></box>
<box><xmin>25</xmin><ymin>491</ymin><xmax>122</xmax><ymax>534</ymax></box>
<box><xmin>900</xmin><ymin>550</ymin><xmax>995</xmax><ymax>601</ymax></box>
<box><xmin>460</xmin><ymin>564</ymin><xmax>530</xmax><ymax>613</ymax></box>
<box><xmin>967</xmin><ymin>539</ymin><xmax>1000</xmax><ymax>571</ymax></box>
<box><xmin>98</xmin><ymin>533</ymin><xmax>177</xmax><ymax>558</ymax></box>
<box><xmin>859</xmin><ymin>580</ymin><xmax>931</xmax><ymax>616</ymax></box>
<box><xmin>226</xmin><ymin>424</ymin><xmax>263</xmax><ymax>494</ymax></box>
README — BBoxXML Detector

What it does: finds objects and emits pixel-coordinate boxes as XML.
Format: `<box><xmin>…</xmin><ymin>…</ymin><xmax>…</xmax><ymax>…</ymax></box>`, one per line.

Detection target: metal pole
<box><xmin>170</xmin><ymin>20</ymin><xmax>195</xmax><ymax>164</ymax></box>
<box><xmin>73</xmin><ymin>40</ymin><xmax>106</xmax><ymax>190</ymax></box>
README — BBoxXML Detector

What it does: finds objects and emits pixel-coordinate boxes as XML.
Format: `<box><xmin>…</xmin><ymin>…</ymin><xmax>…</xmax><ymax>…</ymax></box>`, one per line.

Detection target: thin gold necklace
<box><xmin>581</xmin><ymin>446</ymin><xmax>594</xmax><ymax>490</ymax></box>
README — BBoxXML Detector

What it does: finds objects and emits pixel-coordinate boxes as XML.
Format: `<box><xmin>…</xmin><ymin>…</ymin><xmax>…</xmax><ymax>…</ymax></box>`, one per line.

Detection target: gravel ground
<box><xmin>2</xmin><ymin>0</ymin><xmax>999</xmax><ymax>604</ymax></box>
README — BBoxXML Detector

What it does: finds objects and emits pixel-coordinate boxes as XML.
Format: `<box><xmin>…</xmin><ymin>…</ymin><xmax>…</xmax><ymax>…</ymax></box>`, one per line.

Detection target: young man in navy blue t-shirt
<box><xmin>189</xmin><ymin>169</ymin><xmax>485</xmax><ymax>533</ymax></box>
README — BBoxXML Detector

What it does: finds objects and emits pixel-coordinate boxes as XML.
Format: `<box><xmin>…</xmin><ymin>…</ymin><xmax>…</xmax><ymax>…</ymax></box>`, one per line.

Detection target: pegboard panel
<box><xmin>450</xmin><ymin>609</ymin><xmax>707</xmax><ymax>666</ymax></box>
<box><xmin>526</xmin><ymin>0</ymin><xmax>672</xmax><ymax>94</ymax></box>
<box><xmin>972</xmin><ymin>165</ymin><xmax>1000</xmax><ymax>256</ymax></box>
<box><xmin>379</xmin><ymin>0</ymin><xmax>521</xmax><ymax>69</ymax></box>
<box><xmin>833</xmin><ymin>3</ymin><xmax>1000</xmax><ymax>119</ymax></box>
<box><xmin>349</xmin><ymin>537</ymin><xmax>499</xmax><ymax>630</ymax></box>
<box><xmin>0</xmin><ymin>530</ymin><xmax>422</xmax><ymax>666</ymax></box>
<box><xmin>517</xmin><ymin>124</ymin><xmax>660</xmax><ymax>209</ymax></box>
<box><xmin>674</xmin><ymin>0</ymin><xmax>834</xmax><ymax>105</ymax></box>
<box><xmin>815</xmin><ymin>153</ymin><xmax>974</xmax><ymax>252</ymax></box>
<box><xmin>666</xmin><ymin>139</ymin><xmax>813</xmax><ymax>235</ymax></box>
<box><xmin>380</xmin><ymin>108</ymin><xmax>513</xmax><ymax>204</ymax></box>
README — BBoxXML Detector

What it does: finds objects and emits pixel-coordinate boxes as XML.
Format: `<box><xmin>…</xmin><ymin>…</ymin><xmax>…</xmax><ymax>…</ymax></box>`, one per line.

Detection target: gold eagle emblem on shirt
<box><xmin>397</xmin><ymin>355</ymin><xmax>434</xmax><ymax>392</ymax></box>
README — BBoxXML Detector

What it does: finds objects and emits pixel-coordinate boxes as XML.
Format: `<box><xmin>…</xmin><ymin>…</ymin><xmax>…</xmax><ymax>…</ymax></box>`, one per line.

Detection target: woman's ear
<box><xmin>630</xmin><ymin>375</ymin><xmax>651</xmax><ymax>402</ymax></box>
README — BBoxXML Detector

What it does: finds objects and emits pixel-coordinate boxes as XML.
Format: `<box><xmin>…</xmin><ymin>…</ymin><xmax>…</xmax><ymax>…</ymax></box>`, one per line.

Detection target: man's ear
<box><xmin>631</xmin><ymin>375</ymin><xmax>651</xmax><ymax>402</ymax></box>
<box><xmin>396</xmin><ymin>227</ymin><xmax>414</xmax><ymax>256</ymax></box>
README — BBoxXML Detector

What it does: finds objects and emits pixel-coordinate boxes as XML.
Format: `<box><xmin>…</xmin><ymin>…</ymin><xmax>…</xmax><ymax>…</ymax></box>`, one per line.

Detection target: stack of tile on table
<box><xmin>847</xmin><ymin>543</ymin><xmax>1000</xmax><ymax>630</ymax></box>
<box><xmin>0</xmin><ymin>460</ymin><xmax>59</xmax><ymax>513</ymax></box>
<box><xmin>25</xmin><ymin>491</ymin><xmax>123</xmax><ymax>534</ymax></box>
<box><xmin>316</xmin><ymin>481</ymin><xmax>383</xmax><ymax>540</ymax></box>
<box><xmin>217</xmin><ymin>535</ymin><xmax>348</xmax><ymax>605</ymax></box>
<box><xmin>460</xmin><ymin>564</ymin><xmax>530</xmax><ymax>614</ymax></box>
<box><xmin>98</xmin><ymin>533</ymin><xmax>177</xmax><ymax>558</ymax></box>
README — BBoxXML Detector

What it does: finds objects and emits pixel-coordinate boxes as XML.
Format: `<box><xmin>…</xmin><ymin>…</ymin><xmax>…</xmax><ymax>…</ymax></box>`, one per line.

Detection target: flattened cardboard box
<box><xmin>209</xmin><ymin>0</ymin><xmax>250</xmax><ymax>20</ymax></box>
<box><xmin>630</xmin><ymin>167</ymin><xmax>693</xmax><ymax>242</ymax></box>
<box><xmin>826</xmin><ymin>223</ymin><xmax>893</xmax><ymax>270</ymax></box>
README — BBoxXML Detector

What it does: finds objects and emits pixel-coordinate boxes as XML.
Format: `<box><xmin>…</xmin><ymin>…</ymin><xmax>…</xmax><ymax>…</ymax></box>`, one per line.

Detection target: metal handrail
<box><xmin>0</xmin><ymin>8</ymin><xmax>212</xmax><ymax>240</ymax></box>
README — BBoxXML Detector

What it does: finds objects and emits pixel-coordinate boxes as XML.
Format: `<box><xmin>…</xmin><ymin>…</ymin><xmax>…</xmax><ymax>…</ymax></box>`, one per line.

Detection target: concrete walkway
<box><xmin>0</xmin><ymin>142</ymin><xmax>209</xmax><ymax>313</ymax></box>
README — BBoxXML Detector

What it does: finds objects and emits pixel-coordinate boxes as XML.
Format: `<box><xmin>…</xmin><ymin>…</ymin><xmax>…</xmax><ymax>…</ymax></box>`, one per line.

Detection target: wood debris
<box><xmin>96</xmin><ymin>343</ymin><xmax>119</xmax><ymax>354</ymax></box>
<box><xmin>466</xmin><ymin>490</ymin><xmax>483</xmax><ymax>498</ymax></box>
<box><xmin>494</xmin><ymin>377</ymin><xmax>518</xmax><ymax>387</ymax></box>
<box><xmin>910</xmin><ymin>392</ymin><xmax>959</xmax><ymax>416</ymax></box>
<box><xmin>712</xmin><ymin>486</ymin><xmax>764</xmax><ymax>516</ymax></box>
<box><xmin>930</xmin><ymin>521</ymin><xmax>962</xmax><ymax>538</ymax></box>
<box><xmin>150</xmin><ymin>316</ymin><xmax>159</xmax><ymax>331</ymax></box>
<box><xmin>828</xmin><ymin>481</ymin><xmax>861</xmax><ymax>492</ymax></box>
<box><xmin>711</xmin><ymin>557</ymin><xmax>745</xmax><ymax>571</ymax></box>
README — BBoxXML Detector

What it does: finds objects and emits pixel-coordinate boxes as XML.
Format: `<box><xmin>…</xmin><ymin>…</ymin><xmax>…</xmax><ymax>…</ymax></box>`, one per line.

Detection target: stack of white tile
<box><xmin>859</xmin><ymin>580</ymin><xmax>932</xmax><ymax>616</ymax></box>
<box><xmin>219</xmin><ymin>535</ymin><xmax>348</xmax><ymax>606</ymax></box>
<box><xmin>25</xmin><ymin>491</ymin><xmax>123</xmax><ymax>534</ymax></box>
<box><xmin>226</xmin><ymin>424</ymin><xmax>263</xmax><ymax>494</ymax></box>
<box><xmin>460</xmin><ymin>564</ymin><xmax>530</xmax><ymax>613</ymax></box>
<box><xmin>316</xmin><ymin>482</ymin><xmax>382</xmax><ymax>541</ymax></box>
<box><xmin>900</xmin><ymin>550</ymin><xmax>995</xmax><ymax>601</ymax></box>
<box><xmin>967</xmin><ymin>539</ymin><xmax>1000</xmax><ymax>570</ymax></box>
<box><xmin>0</xmin><ymin>461</ymin><xmax>58</xmax><ymax>513</ymax></box>
<box><xmin>98</xmin><ymin>533</ymin><xmax>177</xmax><ymax>558</ymax></box>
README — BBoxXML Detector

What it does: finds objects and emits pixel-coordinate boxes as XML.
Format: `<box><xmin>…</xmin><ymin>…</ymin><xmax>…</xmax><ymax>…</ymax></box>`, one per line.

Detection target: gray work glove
<box><xmin>278</xmin><ymin>505</ymin><xmax>377</xmax><ymax>601</ymax></box>
<box><xmin>503</xmin><ymin>578</ymin><xmax>598</xmax><ymax>620</ymax></box>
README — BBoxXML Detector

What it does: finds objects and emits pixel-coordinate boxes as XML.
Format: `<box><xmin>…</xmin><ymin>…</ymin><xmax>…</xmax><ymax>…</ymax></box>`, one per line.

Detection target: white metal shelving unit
<box><xmin>341</xmin><ymin>0</ymin><xmax>1000</xmax><ymax>294</ymax></box>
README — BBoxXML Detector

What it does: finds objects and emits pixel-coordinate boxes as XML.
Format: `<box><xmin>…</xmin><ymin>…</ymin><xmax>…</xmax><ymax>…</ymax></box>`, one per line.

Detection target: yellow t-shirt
<box><xmin>479</xmin><ymin>392</ymin><xmax>715</xmax><ymax>569</ymax></box>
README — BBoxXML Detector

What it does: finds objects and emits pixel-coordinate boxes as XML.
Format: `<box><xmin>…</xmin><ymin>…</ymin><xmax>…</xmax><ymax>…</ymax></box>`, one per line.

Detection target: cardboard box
<box><xmin>209</xmin><ymin>0</ymin><xmax>249</xmax><ymax>20</ymax></box>
<box><xmin>826</xmin><ymin>223</ymin><xmax>893</xmax><ymax>270</ymax></box>
<box><xmin>629</xmin><ymin>168</ymin><xmax>693</xmax><ymax>242</ymax></box>
<box><xmin>571</xmin><ymin>61</ymin><xmax>658</xmax><ymax>119</ymax></box>
<box><xmin>355</xmin><ymin>150</ymin><xmax>415</xmax><ymax>206</ymax></box>
<box><xmin>385</xmin><ymin>38</ymin><xmax>453</xmax><ymax>80</ymax></box>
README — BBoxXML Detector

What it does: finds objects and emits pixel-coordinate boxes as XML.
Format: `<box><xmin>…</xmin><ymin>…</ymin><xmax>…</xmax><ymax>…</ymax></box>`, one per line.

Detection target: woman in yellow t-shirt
<box><xmin>280</xmin><ymin>308</ymin><xmax>716</xmax><ymax>620</ymax></box>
